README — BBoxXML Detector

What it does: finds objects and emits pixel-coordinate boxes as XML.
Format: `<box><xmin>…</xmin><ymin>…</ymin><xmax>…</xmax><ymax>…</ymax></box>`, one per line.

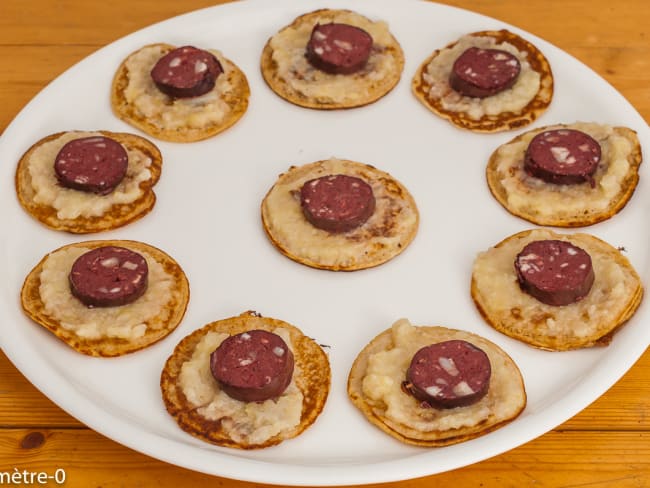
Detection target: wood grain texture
<box><xmin>0</xmin><ymin>353</ymin><xmax>83</xmax><ymax>428</ymax></box>
<box><xmin>2</xmin><ymin>340</ymin><xmax>648</xmax><ymax>484</ymax></box>
<box><xmin>0</xmin><ymin>0</ymin><xmax>648</xmax><ymax>130</ymax></box>
<box><xmin>1</xmin><ymin>0</ymin><xmax>649</xmax><ymax>486</ymax></box>
<box><xmin>0</xmin><ymin>428</ymin><xmax>648</xmax><ymax>487</ymax></box>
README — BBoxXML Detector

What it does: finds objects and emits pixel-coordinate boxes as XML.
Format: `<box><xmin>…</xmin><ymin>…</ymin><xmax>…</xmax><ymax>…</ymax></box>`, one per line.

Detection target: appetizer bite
<box><xmin>15</xmin><ymin>130</ymin><xmax>162</xmax><ymax>233</ymax></box>
<box><xmin>486</xmin><ymin>123</ymin><xmax>643</xmax><ymax>226</ymax></box>
<box><xmin>21</xmin><ymin>240</ymin><xmax>189</xmax><ymax>356</ymax></box>
<box><xmin>471</xmin><ymin>229</ymin><xmax>643</xmax><ymax>350</ymax></box>
<box><xmin>348</xmin><ymin>318</ymin><xmax>526</xmax><ymax>446</ymax></box>
<box><xmin>261</xmin><ymin>158</ymin><xmax>419</xmax><ymax>271</ymax></box>
<box><xmin>261</xmin><ymin>9</ymin><xmax>404</xmax><ymax>109</ymax></box>
<box><xmin>160</xmin><ymin>311</ymin><xmax>330</xmax><ymax>449</ymax></box>
<box><xmin>412</xmin><ymin>30</ymin><xmax>553</xmax><ymax>132</ymax></box>
<box><xmin>111</xmin><ymin>43</ymin><xmax>249</xmax><ymax>142</ymax></box>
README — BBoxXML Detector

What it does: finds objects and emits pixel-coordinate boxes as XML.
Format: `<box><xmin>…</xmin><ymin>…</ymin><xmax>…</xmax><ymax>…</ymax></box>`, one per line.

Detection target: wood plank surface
<box><xmin>1</xmin><ymin>427</ymin><xmax>649</xmax><ymax>487</ymax></box>
<box><xmin>1</xmin><ymin>0</ymin><xmax>649</xmax><ymax>486</ymax></box>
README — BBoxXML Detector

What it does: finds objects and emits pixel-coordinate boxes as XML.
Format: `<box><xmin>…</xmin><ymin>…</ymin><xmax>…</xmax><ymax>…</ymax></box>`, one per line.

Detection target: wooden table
<box><xmin>1</xmin><ymin>1</ymin><xmax>649</xmax><ymax>486</ymax></box>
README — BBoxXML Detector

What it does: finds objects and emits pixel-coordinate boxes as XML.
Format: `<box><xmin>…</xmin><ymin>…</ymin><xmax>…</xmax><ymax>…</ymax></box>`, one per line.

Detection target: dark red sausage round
<box><xmin>449</xmin><ymin>47</ymin><xmax>521</xmax><ymax>98</ymax></box>
<box><xmin>150</xmin><ymin>46</ymin><xmax>223</xmax><ymax>98</ymax></box>
<box><xmin>54</xmin><ymin>136</ymin><xmax>128</xmax><ymax>195</ymax></box>
<box><xmin>404</xmin><ymin>340</ymin><xmax>491</xmax><ymax>409</ymax></box>
<box><xmin>300</xmin><ymin>174</ymin><xmax>375</xmax><ymax>233</ymax></box>
<box><xmin>524</xmin><ymin>129</ymin><xmax>601</xmax><ymax>185</ymax></box>
<box><xmin>69</xmin><ymin>246</ymin><xmax>148</xmax><ymax>308</ymax></box>
<box><xmin>515</xmin><ymin>239</ymin><xmax>595</xmax><ymax>306</ymax></box>
<box><xmin>210</xmin><ymin>329</ymin><xmax>294</xmax><ymax>403</ymax></box>
<box><xmin>305</xmin><ymin>23</ymin><xmax>373</xmax><ymax>75</ymax></box>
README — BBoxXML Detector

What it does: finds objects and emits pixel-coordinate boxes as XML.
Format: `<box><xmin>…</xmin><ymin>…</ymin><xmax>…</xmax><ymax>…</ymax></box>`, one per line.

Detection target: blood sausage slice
<box><xmin>449</xmin><ymin>47</ymin><xmax>521</xmax><ymax>98</ymax></box>
<box><xmin>54</xmin><ymin>136</ymin><xmax>128</xmax><ymax>195</ymax></box>
<box><xmin>306</xmin><ymin>23</ymin><xmax>373</xmax><ymax>75</ymax></box>
<box><xmin>150</xmin><ymin>45</ymin><xmax>223</xmax><ymax>98</ymax></box>
<box><xmin>404</xmin><ymin>340</ymin><xmax>491</xmax><ymax>409</ymax></box>
<box><xmin>210</xmin><ymin>329</ymin><xmax>295</xmax><ymax>402</ymax></box>
<box><xmin>515</xmin><ymin>239</ymin><xmax>595</xmax><ymax>306</ymax></box>
<box><xmin>300</xmin><ymin>174</ymin><xmax>375</xmax><ymax>233</ymax></box>
<box><xmin>524</xmin><ymin>129</ymin><xmax>601</xmax><ymax>185</ymax></box>
<box><xmin>69</xmin><ymin>246</ymin><xmax>148</xmax><ymax>307</ymax></box>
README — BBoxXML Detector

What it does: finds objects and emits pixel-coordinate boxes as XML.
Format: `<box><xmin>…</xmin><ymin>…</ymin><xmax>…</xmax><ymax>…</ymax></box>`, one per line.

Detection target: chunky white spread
<box><xmin>422</xmin><ymin>35</ymin><xmax>540</xmax><ymax>119</ymax></box>
<box><xmin>361</xmin><ymin>319</ymin><xmax>523</xmax><ymax>432</ymax></box>
<box><xmin>472</xmin><ymin>229</ymin><xmax>639</xmax><ymax>341</ymax></box>
<box><xmin>28</xmin><ymin>131</ymin><xmax>152</xmax><ymax>220</ymax></box>
<box><xmin>178</xmin><ymin>327</ymin><xmax>303</xmax><ymax>445</ymax></box>
<box><xmin>263</xmin><ymin>159</ymin><xmax>418</xmax><ymax>269</ymax></box>
<box><xmin>269</xmin><ymin>11</ymin><xmax>399</xmax><ymax>102</ymax></box>
<box><xmin>492</xmin><ymin>123</ymin><xmax>633</xmax><ymax>216</ymax></box>
<box><xmin>123</xmin><ymin>45</ymin><xmax>232</xmax><ymax>129</ymax></box>
<box><xmin>39</xmin><ymin>246</ymin><xmax>173</xmax><ymax>340</ymax></box>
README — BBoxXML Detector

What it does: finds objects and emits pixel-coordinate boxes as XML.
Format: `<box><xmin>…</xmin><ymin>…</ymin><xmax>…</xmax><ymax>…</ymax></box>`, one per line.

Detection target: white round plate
<box><xmin>1</xmin><ymin>0</ymin><xmax>648</xmax><ymax>485</ymax></box>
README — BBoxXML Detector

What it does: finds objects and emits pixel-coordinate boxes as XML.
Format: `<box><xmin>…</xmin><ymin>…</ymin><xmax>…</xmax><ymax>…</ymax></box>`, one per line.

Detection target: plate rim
<box><xmin>1</xmin><ymin>0</ymin><xmax>649</xmax><ymax>485</ymax></box>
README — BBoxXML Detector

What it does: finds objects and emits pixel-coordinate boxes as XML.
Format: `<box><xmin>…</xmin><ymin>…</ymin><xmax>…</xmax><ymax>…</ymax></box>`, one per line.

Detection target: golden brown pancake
<box><xmin>486</xmin><ymin>123</ymin><xmax>643</xmax><ymax>227</ymax></box>
<box><xmin>21</xmin><ymin>239</ymin><xmax>190</xmax><ymax>357</ymax></box>
<box><xmin>261</xmin><ymin>9</ymin><xmax>404</xmax><ymax>109</ymax></box>
<box><xmin>15</xmin><ymin>130</ymin><xmax>162</xmax><ymax>234</ymax></box>
<box><xmin>261</xmin><ymin>158</ymin><xmax>419</xmax><ymax>271</ymax></box>
<box><xmin>160</xmin><ymin>311</ymin><xmax>331</xmax><ymax>449</ymax></box>
<box><xmin>111</xmin><ymin>43</ymin><xmax>249</xmax><ymax>142</ymax></box>
<box><xmin>347</xmin><ymin>319</ymin><xmax>526</xmax><ymax>446</ymax></box>
<box><xmin>412</xmin><ymin>30</ymin><xmax>553</xmax><ymax>132</ymax></box>
<box><xmin>471</xmin><ymin>229</ymin><xmax>643</xmax><ymax>350</ymax></box>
